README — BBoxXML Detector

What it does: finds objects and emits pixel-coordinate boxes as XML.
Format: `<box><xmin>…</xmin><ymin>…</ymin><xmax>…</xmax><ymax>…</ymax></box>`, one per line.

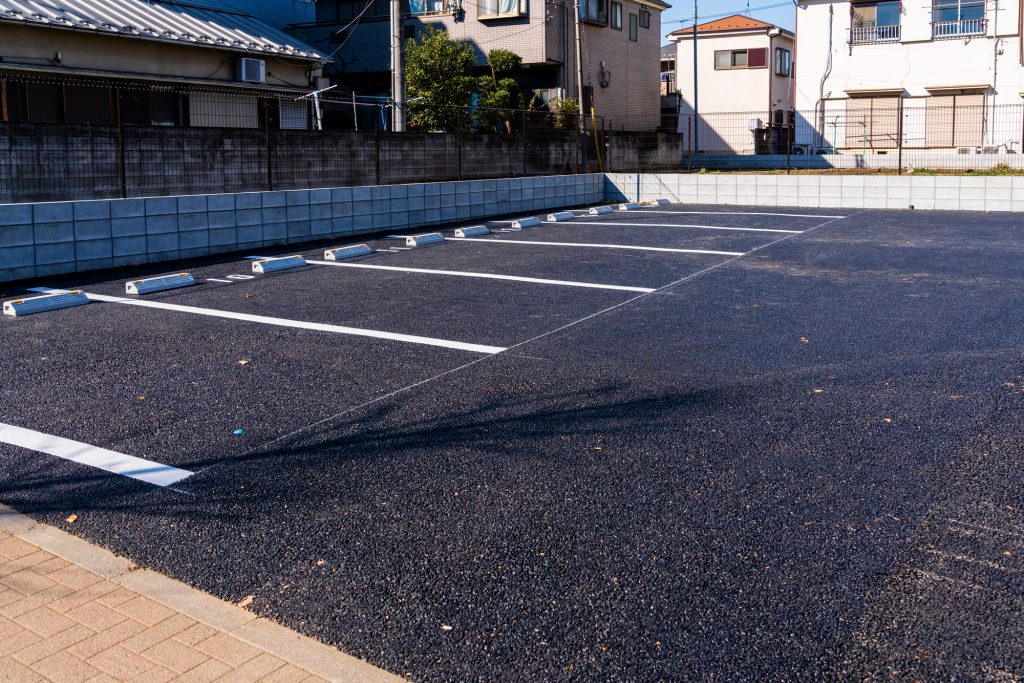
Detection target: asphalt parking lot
<box><xmin>2</xmin><ymin>202</ymin><xmax>1023</xmax><ymax>681</ymax></box>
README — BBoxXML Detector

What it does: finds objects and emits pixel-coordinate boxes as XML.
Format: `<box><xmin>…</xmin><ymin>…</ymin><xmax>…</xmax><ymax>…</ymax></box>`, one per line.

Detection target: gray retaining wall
<box><xmin>0</xmin><ymin>174</ymin><xmax>603</xmax><ymax>283</ymax></box>
<box><xmin>605</xmin><ymin>172</ymin><xmax>1024</xmax><ymax>212</ymax></box>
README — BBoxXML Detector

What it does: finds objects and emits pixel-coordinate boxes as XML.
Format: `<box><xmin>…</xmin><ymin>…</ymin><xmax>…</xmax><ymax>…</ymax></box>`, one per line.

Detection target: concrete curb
<box><xmin>0</xmin><ymin>503</ymin><xmax>404</xmax><ymax>683</ymax></box>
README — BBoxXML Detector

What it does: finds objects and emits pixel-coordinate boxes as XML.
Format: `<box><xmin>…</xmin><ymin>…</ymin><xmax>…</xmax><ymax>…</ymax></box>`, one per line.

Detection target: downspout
<box><xmin>990</xmin><ymin>0</ymin><xmax>999</xmax><ymax>146</ymax></box>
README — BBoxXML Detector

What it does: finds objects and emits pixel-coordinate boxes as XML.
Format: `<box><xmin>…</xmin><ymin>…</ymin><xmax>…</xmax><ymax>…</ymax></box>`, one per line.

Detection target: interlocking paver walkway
<box><xmin>0</xmin><ymin>509</ymin><xmax>401</xmax><ymax>683</ymax></box>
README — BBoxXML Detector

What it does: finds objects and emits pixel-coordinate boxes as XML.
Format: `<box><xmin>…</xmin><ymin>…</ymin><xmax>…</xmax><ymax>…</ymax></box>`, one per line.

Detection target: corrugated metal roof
<box><xmin>0</xmin><ymin>0</ymin><xmax>326</xmax><ymax>60</ymax></box>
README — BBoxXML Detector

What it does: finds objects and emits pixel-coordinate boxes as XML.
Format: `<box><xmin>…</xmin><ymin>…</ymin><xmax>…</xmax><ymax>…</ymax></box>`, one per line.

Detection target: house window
<box><xmin>774</xmin><ymin>47</ymin><xmax>791</xmax><ymax>77</ymax></box>
<box><xmin>932</xmin><ymin>0</ymin><xmax>985</xmax><ymax>37</ymax></box>
<box><xmin>714</xmin><ymin>48</ymin><xmax>768</xmax><ymax>70</ymax></box>
<box><xmin>478</xmin><ymin>0</ymin><xmax>527</xmax><ymax>18</ymax></box>
<box><xmin>851</xmin><ymin>1</ymin><xmax>901</xmax><ymax>43</ymax></box>
<box><xmin>409</xmin><ymin>0</ymin><xmax>449</xmax><ymax>15</ymax></box>
<box><xmin>639</xmin><ymin>9</ymin><xmax>650</xmax><ymax>28</ymax></box>
<box><xmin>628</xmin><ymin>12</ymin><xmax>638</xmax><ymax>40</ymax></box>
<box><xmin>925</xmin><ymin>93</ymin><xmax>984</xmax><ymax>147</ymax></box>
<box><xmin>580</xmin><ymin>0</ymin><xmax>608</xmax><ymax>25</ymax></box>
<box><xmin>318</xmin><ymin>0</ymin><xmax>390</xmax><ymax>21</ymax></box>
<box><xmin>845</xmin><ymin>96</ymin><xmax>900</xmax><ymax>149</ymax></box>
<box><xmin>611</xmin><ymin>1</ymin><xmax>622</xmax><ymax>29</ymax></box>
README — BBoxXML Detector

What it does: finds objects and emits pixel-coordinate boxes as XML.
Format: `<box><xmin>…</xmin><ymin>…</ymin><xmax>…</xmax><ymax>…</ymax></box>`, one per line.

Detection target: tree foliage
<box><xmin>475</xmin><ymin>49</ymin><xmax>525</xmax><ymax>133</ymax></box>
<box><xmin>404</xmin><ymin>27</ymin><xmax>475</xmax><ymax>131</ymax></box>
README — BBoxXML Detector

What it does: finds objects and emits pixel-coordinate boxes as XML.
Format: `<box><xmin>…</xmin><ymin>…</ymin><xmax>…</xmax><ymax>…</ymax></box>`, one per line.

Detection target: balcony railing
<box><xmin>933</xmin><ymin>18</ymin><xmax>987</xmax><ymax>38</ymax></box>
<box><xmin>850</xmin><ymin>24</ymin><xmax>901</xmax><ymax>44</ymax></box>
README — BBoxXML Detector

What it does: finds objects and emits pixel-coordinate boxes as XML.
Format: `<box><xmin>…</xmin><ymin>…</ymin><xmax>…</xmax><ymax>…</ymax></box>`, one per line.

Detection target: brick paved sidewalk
<box><xmin>0</xmin><ymin>506</ymin><xmax>402</xmax><ymax>683</ymax></box>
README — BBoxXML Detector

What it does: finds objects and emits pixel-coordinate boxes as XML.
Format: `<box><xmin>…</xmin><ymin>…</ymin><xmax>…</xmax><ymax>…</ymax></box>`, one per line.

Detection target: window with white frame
<box><xmin>478</xmin><ymin>0</ymin><xmax>527</xmax><ymax>19</ymax></box>
<box><xmin>850</xmin><ymin>1</ymin><xmax>901</xmax><ymax>43</ymax></box>
<box><xmin>611</xmin><ymin>1</ymin><xmax>622</xmax><ymax>29</ymax></box>
<box><xmin>932</xmin><ymin>0</ymin><xmax>985</xmax><ymax>37</ymax></box>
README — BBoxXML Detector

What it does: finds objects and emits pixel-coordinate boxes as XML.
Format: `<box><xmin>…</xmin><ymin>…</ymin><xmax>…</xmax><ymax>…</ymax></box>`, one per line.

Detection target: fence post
<box><xmin>262</xmin><ymin>98</ymin><xmax>273</xmax><ymax>191</ymax></box>
<box><xmin>114</xmin><ymin>88</ymin><xmax>126</xmax><ymax>199</ymax></box>
<box><xmin>687</xmin><ymin>116</ymin><xmax>693</xmax><ymax>172</ymax></box>
<box><xmin>456</xmin><ymin>110</ymin><xmax>463</xmax><ymax>180</ymax></box>
<box><xmin>897</xmin><ymin>96</ymin><xmax>905</xmax><ymax>175</ymax></box>
<box><xmin>375</xmin><ymin>108</ymin><xmax>381</xmax><ymax>185</ymax></box>
<box><xmin>521</xmin><ymin>110</ymin><xmax>527</xmax><ymax>177</ymax></box>
<box><xmin>575</xmin><ymin>117</ymin><xmax>581</xmax><ymax>174</ymax></box>
<box><xmin>786</xmin><ymin>111</ymin><xmax>793</xmax><ymax>175</ymax></box>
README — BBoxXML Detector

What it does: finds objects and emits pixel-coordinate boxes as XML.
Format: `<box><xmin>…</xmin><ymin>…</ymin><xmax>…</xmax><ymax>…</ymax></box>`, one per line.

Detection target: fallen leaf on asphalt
<box><xmin>949</xmin><ymin>395</ymin><xmax>965</xmax><ymax>400</ymax></box>
<box><xmin>238</xmin><ymin>359</ymin><xmax>250</xmax><ymax>366</ymax></box>
<box><xmin>237</xmin><ymin>595</ymin><xmax>254</xmax><ymax>608</ymax></box>
<box><xmin>441</xmin><ymin>625</ymin><xmax>454</xmax><ymax>631</ymax></box>
<box><xmin>136</xmin><ymin>396</ymin><xmax>145</xmax><ymax>401</ymax></box>
<box><xmin>812</xmin><ymin>388</ymin><xmax>824</xmax><ymax>394</ymax></box>
<box><xmin>800</xmin><ymin>337</ymin><xmax>809</xmax><ymax>344</ymax></box>
<box><xmin>65</xmin><ymin>514</ymin><xmax>78</xmax><ymax>523</ymax></box>
<box><xmin>316</xmin><ymin>559</ymin><xmax>326</xmax><ymax>566</ymax></box>
<box><xmin>883</xmin><ymin>418</ymin><xmax>894</xmax><ymax>423</ymax></box>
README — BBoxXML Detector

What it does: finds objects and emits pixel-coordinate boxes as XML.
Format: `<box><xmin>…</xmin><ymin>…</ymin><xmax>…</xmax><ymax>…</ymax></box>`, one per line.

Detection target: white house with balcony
<box><xmin>795</xmin><ymin>0</ymin><xmax>1024</xmax><ymax>156</ymax></box>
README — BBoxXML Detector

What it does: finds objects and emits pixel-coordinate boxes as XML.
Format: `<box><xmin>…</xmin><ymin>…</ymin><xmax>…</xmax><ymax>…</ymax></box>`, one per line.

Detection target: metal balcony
<box><xmin>932</xmin><ymin>18</ymin><xmax>987</xmax><ymax>38</ymax></box>
<box><xmin>850</xmin><ymin>24</ymin><xmax>901</xmax><ymax>44</ymax></box>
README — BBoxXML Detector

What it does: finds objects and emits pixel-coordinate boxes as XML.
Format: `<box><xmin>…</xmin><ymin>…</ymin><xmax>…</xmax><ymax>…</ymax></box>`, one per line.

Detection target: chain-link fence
<box><xmin>679</xmin><ymin>103</ymin><xmax>1024</xmax><ymax>173</ymax></box>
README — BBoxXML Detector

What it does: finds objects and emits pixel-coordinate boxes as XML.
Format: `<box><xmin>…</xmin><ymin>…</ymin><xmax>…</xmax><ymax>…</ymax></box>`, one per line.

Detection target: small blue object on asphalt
<box><xmin>233</xmin><ymin>429</ymin><xmax>245</xmax><ymax>436</ymax></box>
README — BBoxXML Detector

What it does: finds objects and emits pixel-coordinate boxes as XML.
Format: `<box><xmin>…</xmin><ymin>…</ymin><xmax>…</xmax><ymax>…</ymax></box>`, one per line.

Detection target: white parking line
<box><xmin>308</xmin><ymin>260</ymin><xmax>654</xmax><ymax>293</ymax></box>
<box><xmin>450</xmin><ymin>237</ymin><xmax>743</xmax><ymax>256</ymax></box>
<box><xmin>0</xmin><ymin>422</ymin><xmax>193</xmax><ymax>487</ymax></box>
<box><xmin>634</xmin><ymin>210</ymin><xmax>846</xmax><ymax>219</ymax></box>
<box><xmin>567</xmin><ymin>221</ymin><xmax>800</xmax><ymax>234</ymax></box>
<box><xmin>30</xmin><ymin>288</ymin><xmax>506</xmax><ymax>355</ymax></box>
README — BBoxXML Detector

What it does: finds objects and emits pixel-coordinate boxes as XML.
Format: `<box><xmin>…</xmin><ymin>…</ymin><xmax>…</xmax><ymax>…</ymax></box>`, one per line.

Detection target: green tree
<box><xmin>475</xmin><ymin>49</ymin><xmax>524</xmax><ymax>133</ymax></box>
<box><xmin>404</xmin><ymin>27</ymin><xmax>475</xmax><ymax>131</ymax></box>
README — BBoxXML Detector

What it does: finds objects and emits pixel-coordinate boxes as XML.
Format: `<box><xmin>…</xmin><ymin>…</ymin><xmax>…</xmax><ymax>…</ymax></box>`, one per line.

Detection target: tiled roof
<box><xmin>668</xmin><ymin>14</ymin><xmax>775</xmax><ymax>37</ymax></box>
<box><xmin>0</xmin><ymin>0</ymin><xmax>326</xmax><ymax>60</ymax></box>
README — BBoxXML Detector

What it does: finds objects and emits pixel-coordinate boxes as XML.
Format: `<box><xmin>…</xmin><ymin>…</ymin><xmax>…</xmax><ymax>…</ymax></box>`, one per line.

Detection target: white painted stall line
<box><xmin>635</xmin><ymin>210</ymin><xmax>846</xmax><ymax>219</ymax></box>
<box><xmin>307</xmin><ymin>260</ymin><xmax>654</xmax><ymax>293</ymax></box>
<box><xmin>450</xmin><ymin>237</ymin><xmax>743</xmax><ymax>256</ymax></box>
<box><xmin>568</xmin><ymin>221</ymin><xmax>800</xmax><ymax>234</ymax></box>
<box><xmin>0</xmin><ymin>422</ymin><xmax>193</xmax><ymax>487</ymax></box>
<box><xmin>29</xmin><ymin>288</ymin><xmax>506</xmax><ymax>355</ymax></box>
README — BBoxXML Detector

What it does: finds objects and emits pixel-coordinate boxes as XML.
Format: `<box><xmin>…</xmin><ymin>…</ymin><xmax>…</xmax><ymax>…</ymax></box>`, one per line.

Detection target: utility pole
<box><xmin>692</xmin><ymin>0</ymin><xmax>698</xmax><ymax>154</ymax></box>
<box><xmin>573</xmin><ymin>0</ymin><xmax>585</xmax><ymax>133</ymax></box>
<box><xmin>390</xmin><ymin>0</ymin><xmax>405</xmax><ymax>132</ymax></box>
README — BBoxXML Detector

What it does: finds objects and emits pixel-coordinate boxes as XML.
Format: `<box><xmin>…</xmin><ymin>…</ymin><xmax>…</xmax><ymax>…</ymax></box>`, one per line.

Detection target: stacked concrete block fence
<box><xmin>691</xmin><ymin>153</ymin><xmax>1024</xmax><ymax>172</ymax></box>
<box><xmin>0</xmin><ymin>123</ymin><xmax>582</xmax><ymax>204</ymax></box>
<box><xmin>0</xmin><ymin>174</ymin><xmax>603</xmax><ymax>283</ymax></box>
<box><xmin>605</xmin><ymin>172</ymin><xmax>1024</xmax><ymax>213</ymax></box>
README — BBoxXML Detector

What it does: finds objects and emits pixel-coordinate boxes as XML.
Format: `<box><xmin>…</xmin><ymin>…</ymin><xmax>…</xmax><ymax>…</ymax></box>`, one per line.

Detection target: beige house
<box><xmin>0</xmin><ymin>0</ymin><xmax>326</xmax><ymax>129</ymax></box>
<box><xmin>668</xmin><ymin>15</ymin><xmax>794</xmax><ymax>152</ymax></box>
<box><xmin>295</xmin><ymin>0</ymin><xmax>669</xmax><ymax>130</ymax></box>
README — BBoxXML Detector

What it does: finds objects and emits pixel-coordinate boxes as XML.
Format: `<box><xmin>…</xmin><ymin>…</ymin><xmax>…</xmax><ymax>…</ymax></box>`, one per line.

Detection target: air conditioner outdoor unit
<box><xmin>236</xmin><ymin>58</ymin><xmax>266</xmax><ymax>84</ymax></box>
<box><xmin>748</xmin><ymin>117</ymin><xmax>763</xmax><ymax>131</ymax></box>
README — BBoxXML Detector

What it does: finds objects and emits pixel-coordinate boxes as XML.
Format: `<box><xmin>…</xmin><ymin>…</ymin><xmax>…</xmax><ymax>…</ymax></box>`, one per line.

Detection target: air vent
<box><xmin>236</xmin><ymin>57</ymin><xmax>266</xmax><ymax>84</ymax></box>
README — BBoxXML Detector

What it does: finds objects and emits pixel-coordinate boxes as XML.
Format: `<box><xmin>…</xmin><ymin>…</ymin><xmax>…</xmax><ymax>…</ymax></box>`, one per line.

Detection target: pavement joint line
<box><xmin>0</xmin><ymin>422</ymin><xmax>192</xmax><ymax>488</ymax></box>
<box><xmin>307</xmin><ymin>260</ymin><xmax>656</xmax><ymax>293</ymax></box>
<box><xmin>205</xmin><ymin>212</ymin><xmax>853</xmax><ymax>474</ymax></box>
<box><xmin>635</xmin><ymin>210</ymin><xmax>848</xmax><ymax>219</ymax></box>
<box><xmin>566</xmin><ymin>221</ymin><xmax>801</xmax><ymax>234</ymax></box>
<box><xmin>28</xmin><ymin>287</ymin><xmax>506</xmax><ymax>355</ymax></box>
<box><xmin>0</xmin><ymin>502</ymin><xmax>404</xmax><ymax>683</ymax></box>
<box><xmin>449</xmin><ymin>237</ymin><xmax>744</xmax><ymax>256</ymax></box>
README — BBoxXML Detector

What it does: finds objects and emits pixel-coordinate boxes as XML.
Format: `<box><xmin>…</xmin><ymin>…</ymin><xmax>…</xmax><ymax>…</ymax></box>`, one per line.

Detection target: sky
<box><xmin>660</xmin><ymin>0</ymin><xmax>796</xmax><ymax>44</ymax></box>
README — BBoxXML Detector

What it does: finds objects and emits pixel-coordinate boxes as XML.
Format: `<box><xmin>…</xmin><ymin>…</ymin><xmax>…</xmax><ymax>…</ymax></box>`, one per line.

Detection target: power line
<box><xmin>666</xmin><ymin>0</ymin><xmax>791</xmax><ymax>25</ymax></box>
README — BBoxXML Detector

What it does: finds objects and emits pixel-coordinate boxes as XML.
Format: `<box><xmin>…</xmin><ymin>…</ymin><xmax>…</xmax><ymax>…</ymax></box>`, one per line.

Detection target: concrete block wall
<box><xmin>604</xmin><ymin>172</ymin><xmax>1024</xmax><ymax>213</ymax></box>
<box><xmin>0</xmin><ymin>174</ymin><xmax>603</xmax><ymax>284</ymax></box>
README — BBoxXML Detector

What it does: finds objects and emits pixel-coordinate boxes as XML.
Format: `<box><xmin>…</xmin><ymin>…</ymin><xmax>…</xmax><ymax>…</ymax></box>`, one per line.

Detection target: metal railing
<box><xmin>933</xmin><ymin>17</ymin><xmax>986</xmax><ymax>38</ymax></box>
<box><xmin>850</xmin><ymin>24</ymin><xmax>901</xmax><ymax>44</ymax></box>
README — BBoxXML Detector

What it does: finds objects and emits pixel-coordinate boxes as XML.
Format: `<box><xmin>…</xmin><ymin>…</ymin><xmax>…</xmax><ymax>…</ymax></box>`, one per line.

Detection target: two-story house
<box><xmin>668</xmin><ymin>15</ymin><xmax>794</xmax><ymax>153</ymax></box>
<box><xmin>290</xmin><ymin>0</ymin><xmax>669</xmax><ymax>130</ymax></box>
<box><xmin>795</xmin><ymin>0</ymin><xmax>1024</xmax><ymax>154</ymax></box>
